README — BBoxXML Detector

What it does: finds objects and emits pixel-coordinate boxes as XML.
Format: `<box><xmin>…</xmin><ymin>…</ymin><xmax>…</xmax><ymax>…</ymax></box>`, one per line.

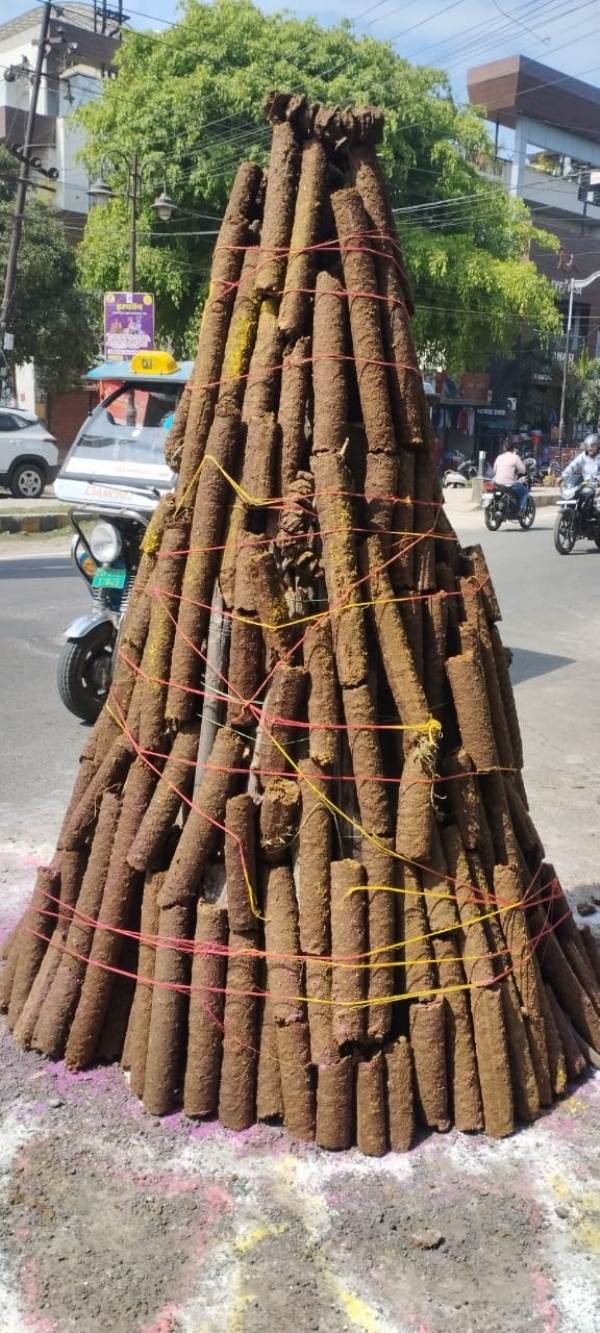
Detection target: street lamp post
<box><xmin>558</xmin><ymin>267</ymin><xmax>600</xmax><ymax>468</ymax></box>
<box><xmin>89</xmin><ymin>153</ymin><xmax>175</xmax><ymax>422</ymax></box>
<box><xmin>88</xmin><ymin>149</ymin><xmax>176</xmax><ymax>292</ymax></box>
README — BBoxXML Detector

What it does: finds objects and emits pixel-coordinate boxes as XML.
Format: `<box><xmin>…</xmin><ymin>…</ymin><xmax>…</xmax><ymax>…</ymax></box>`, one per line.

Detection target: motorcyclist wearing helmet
<box><xmin>560</xmin><ymin>433</ymin><xmax>600</xmax><ymax>485</ymax></box>
<box><xmin>493</xmin><ymin>437</ymin><xmax>528</xmax><ymax>514</ymax></box>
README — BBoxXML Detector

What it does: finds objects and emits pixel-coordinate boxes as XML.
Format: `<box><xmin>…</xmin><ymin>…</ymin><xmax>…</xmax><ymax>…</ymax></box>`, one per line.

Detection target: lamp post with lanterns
<box><xmin>88</xmin><ymin>149</ymin><xmax>176</xmax><ymax>293</ymax></box>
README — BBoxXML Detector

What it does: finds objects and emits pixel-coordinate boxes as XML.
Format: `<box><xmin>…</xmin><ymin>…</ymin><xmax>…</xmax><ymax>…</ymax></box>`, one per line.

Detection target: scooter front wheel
<box><xmin>57</xmin><ymin>623</ymin><xmax>116</xmax><ymax>722</ymax></box>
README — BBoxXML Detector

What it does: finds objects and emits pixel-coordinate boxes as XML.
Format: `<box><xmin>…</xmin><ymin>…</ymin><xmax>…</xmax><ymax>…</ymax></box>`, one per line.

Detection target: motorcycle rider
<box><xmin>560</xmin><ymin>433</ymin><xmax>600</xmax><ymax>486</ymax></box>
<box><xmin>493</xmin><ymin>437</ymin><xmax>528</xmax><ymax>515</ymax></box>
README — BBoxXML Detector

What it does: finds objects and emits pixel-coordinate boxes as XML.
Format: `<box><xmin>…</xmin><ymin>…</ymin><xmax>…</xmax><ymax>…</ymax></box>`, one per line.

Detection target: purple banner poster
<box><xmin>104</xmin><ymin>292</ymin><xmax>155</xmax><ymax>363</ymax></box>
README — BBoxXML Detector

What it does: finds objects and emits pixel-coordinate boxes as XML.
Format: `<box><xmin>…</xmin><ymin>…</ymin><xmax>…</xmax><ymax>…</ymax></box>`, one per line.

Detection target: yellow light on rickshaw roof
<box><xmin>129</xmin><ymin>351</ymin><xmax>180</xmax><ymax>376</ymax></box>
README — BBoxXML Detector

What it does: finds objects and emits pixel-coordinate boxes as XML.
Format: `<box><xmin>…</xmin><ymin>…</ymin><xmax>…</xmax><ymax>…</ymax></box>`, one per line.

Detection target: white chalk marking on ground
<box><xmin>0</xmin><ymin>1115</ymin><xmax>42</xmax><ymax>1333</ymax></box>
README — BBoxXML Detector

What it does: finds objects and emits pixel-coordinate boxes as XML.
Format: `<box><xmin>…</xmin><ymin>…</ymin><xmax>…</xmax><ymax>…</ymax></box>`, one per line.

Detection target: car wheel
<box><xmin>57</xmin><ymin>624</ymin><xmax>116</xmax><ymax>722</ymax></box>
<box><xmin>10</xmin><ymin>462</ymin><xmax>45</xmax><ymax>499</ymax></box>
<box><xmin>553</xmin><ymin>510</ymin><xmax>576</xmax><ymax>554</ymax></box>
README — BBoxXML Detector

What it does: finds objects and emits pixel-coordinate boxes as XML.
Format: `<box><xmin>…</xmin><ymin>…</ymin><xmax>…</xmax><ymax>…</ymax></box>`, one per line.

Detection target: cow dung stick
<box><xmin>257</xmin><ymin>990</ymin><xmax>284</xmax><ymax>1120</ymax></box>
<box><xmin>276</xmin><ymin>1021</ymin><xmax>316</xmax><ymax>1142</ymax></box>
<box><xmin>64</xmin><ymin>759</ymin><xmax>156</xmax><ymax>1070</ymax></box>
<box><xmin>256</xmin><ymin>664</ymin><xmax>308</xmax><ymax>783</ymax></box>
<box><xmin>256</xmin><ymin>113</ymin><xmax>300</xmax><ymax>298</ymax></box>
<box><xmin>127</xmin><ymin>722</ymin><xmax>200</xmax><ymax>872</ymax></box>
<box><xmin>279</xmin><ymin>137</ymin><xmax>328</xmax><ymax>341</ymax></box>
<box><xmin>385</xmin><ymin>1036</ymin><xmax>416</xmax><ymax>1153</ymax></box>
<box><xmin>361</xmin><ymin>836</ymin><xmax>397</xmax><ymax>1043</ymax></box>
<box><xmin>359</xmin><ymin>533</ymin><xmax>429</xmax><ymax>745</ymax></box>
<box><xmin>331</xmin><ymin>859</ymin><xmax>367</xmax><ymax>1045</ymax></box>
<box><xmin>342</xmin><ymin>684</ymin><xmax>393</xmax><ymax>839</ymax></box>
<box><xmin>138</xmin><ymin>517</ymin><xmax>190</xmax><ymax>752</ymax></box>
<box><xmin>31</xmin><ymin>794</ymin><xmax>122</xmax><ymax>1059</ymax></box>
<box><xmin>316</xmin><ymin>1056</ymin><xmax>354</xmax><ymax>1150</ymax></box>
<box><xmin>349</xmin><ymin>143</ymin><xmax>421</xmax><ymax>449</ymax></box>
<box><xmin>217</xmin><ymin>243</ymin><xmax>261</xmax><ymax>411</ymax></box>
<box><xmin>312</xmin><ymin>271</ymin><xmax>349</xmax><ymax>457</ymax></box>
<box><xmin>432</xmin><ymin>935</ymin><xmax>483</xmax><ymax>1133</ymax></box>
<box><xmin>298</xmin><ymin>759</ymin><xmax>331</xmax><ymax>957</ymax></box>
<box><xmin>262</xmin><ymin>864</ymin><xmax>304</xmax><ymax>1025</ymax></box>
<box><xmin>305</xmin><ymin>958</ymin><xmax>336</xmax><ymax>1065</ymax></box>
<box><xmin>141</xmin><ymin>729</ymin><xmax>246</xmax><ymax>1114</ymax></box>
<box><xmin>303</xmin><ymin>614</ymin><xmax>340</xmax><ymax>769</ymax></box>
<box><xmin>183</xmin><ymin>903</ymin><xmax>228</xmax><ymax>1117</ymax></box>
<box><xmin>6</xmin><ymin>864</ymin><xmax>61</xmax><ymax>1030</ymax></box>
<box><xmin>330</xmin><ymin>188</ymin><xmax>397</xmax><ymax>457</ymax></box>
<box><xmin>166</xmin><ymin>407</ymin><xmax>241</xmax><ymax>724</ymax></box>
<box><xmin>224</xmin><ymin>793</ymin><xmax>259</xmax><ymax>936</ymax></box>
<box><xmin>13</xmin><ymin>849</ymin><xmax>87</xmax><ymax>1049</ymax></box>
<box><xmin>311</xmin><ymin>453</ymin><xmax>370</xmax><ymax>690</ymax></box>
<box><xmin>409</xmin><ymin>997</ymin><xmax>451</xmax><ymax>1132</ymax></box>
<box><xmin>218</xmin><ymin>933</ymin><xmax>260</xmax><ymax>1130</ymax></box>
<box><xmin>356</xmin><ymin>1052</ymin><xmax>387</xmax><ymax>1157</ymax></box>
<box><xmin>176</xmin><ymin>161</ymin><xmax>264</xmax><ymax>497</ymax></box>
<box><xmin>279</xmin><ymin>336</ymin><xmax>311</xmax><ymax>489</ymax></box>
<box><xmin>126</xmin><ymin>868</ymin><xmax>164</xmax><ymax>1098</ymax></box>
<box><xmin>242</xmin><ymin>299</ymin><xmax>285</xmax><ymax>422</ymax></box>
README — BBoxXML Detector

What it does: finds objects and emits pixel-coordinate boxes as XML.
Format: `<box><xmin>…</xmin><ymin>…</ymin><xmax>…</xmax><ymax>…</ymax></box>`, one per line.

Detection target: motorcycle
<box><xmin>57</xmin><ymin>508</ymin><xmax>150</xmax><ymax>722</ymax></box>
<box><xmin>482</xmin><ymin>475</ymin><xmax>536</xmax><ymax>530</ymax></box>
<box><xmin>54</xmin><ymin>351</ymin><xmax>189</xmax><ymax>721</ymax></box>
<box><xmin>553</xmin><ymin>480</ymin><xmax>600</xmax><ymax>555</ymax></box>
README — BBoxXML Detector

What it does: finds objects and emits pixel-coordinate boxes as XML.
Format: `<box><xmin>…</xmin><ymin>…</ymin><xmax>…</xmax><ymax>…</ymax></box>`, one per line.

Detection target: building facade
<box><xmin>0</xmin><ymin>2</ymin><xmax>123</xmax><ymax>240</ymax></box>
<box><xmin>468</xmin><ymin>56</ymin><xmax>600</xmax><ymax>363</ymax></box>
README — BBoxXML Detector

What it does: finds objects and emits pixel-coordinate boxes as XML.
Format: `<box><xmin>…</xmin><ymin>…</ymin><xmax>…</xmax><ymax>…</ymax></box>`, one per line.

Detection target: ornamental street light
<box><xmin>88</xmin><ymin>149</ymin><xmax>176</xmax><ymax>291</ymax></box>
<box><xmin>558</xmin><ymin>267</ymin><xmax>600</xmax><ymax>467</ymax></box>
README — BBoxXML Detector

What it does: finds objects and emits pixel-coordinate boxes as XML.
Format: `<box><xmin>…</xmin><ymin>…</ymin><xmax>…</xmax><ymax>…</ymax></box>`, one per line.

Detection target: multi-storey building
<box><xmin>468</xmin><ymin>55</ymin><xmax>600</xmax><ymax>364</ymax></box>
<box><xmin>0</xmin><ymin>2</ymin><xmax>124</xmax><ymax>240</ymax></box>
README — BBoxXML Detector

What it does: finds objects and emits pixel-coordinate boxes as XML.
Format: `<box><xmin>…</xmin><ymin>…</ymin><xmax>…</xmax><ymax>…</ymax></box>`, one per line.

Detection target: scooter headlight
<box><xmin>89</xmin><ymin>522</ymin><xmax>122</xmax><ymax>565</ymax></box>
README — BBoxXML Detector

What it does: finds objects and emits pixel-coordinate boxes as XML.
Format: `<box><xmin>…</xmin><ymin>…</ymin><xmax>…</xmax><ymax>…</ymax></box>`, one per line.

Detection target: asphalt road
<box><xmin>1</xmin><ymin>503</ymin><xmax>599</xmax><ymax>895</ymax></box>
<box><xmin>0</xmin><ymin>544</ymin><xmax>88</xmax><ymax>859</ymax></box>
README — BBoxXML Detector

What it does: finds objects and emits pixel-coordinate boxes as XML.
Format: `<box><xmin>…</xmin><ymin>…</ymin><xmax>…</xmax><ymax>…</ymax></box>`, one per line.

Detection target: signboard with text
<box><xmin>104</xmin><ymin>292</ymin><xmax>154</xmax><ymax>363</ymax></box>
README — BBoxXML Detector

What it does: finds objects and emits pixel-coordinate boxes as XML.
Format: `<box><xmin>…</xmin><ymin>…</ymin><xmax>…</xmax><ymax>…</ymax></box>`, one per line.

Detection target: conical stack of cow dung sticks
<box><xmin>3</xmin><ymin>93</ymin><xmax>600</xmax><ymax>1155</ymax></box>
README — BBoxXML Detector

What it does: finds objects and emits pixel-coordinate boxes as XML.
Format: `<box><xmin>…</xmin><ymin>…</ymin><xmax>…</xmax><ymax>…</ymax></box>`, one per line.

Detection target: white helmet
<box><xmin>584</xmin><ymin>433</ymin><xmax>600</xmax><ymax>452</ymax></box>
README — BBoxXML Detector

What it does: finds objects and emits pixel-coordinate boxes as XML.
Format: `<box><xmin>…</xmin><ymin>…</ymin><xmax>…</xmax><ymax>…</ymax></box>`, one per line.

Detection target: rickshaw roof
<box><xmin>85</xmin><ymin>359</ymin><xmax>194</xmax><ymax>384</ymax></box>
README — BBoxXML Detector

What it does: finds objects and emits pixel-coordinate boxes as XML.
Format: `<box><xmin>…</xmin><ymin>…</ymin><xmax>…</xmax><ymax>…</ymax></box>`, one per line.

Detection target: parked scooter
<box><xmin>443</xmin><ymin>457</ymin><xmax>479</xmax><ymax>488</ymax></box>
<box><xmin>54</xmin><ymin>351</ymin><xmax>190</xmax><ymax>721</ymax></box>
<box><xmin>57</xmin><ymin>509</ymin><xmax>150</xmax><ymax>721</ymax></box>
<box><xmin>553</xmin><ymin>480</ymin><xmax>600</xmax><ymax>554</ymax></box>
<box><xmin>482</xmin><ymin>474</ymin><xmax>536</xmax><ymax>530</ymax></box>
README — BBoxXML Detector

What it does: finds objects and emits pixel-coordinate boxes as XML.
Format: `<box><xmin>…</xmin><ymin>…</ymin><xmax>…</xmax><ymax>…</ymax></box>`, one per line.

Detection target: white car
<box><xmin>0</xmin><ymin>407</ymin><xmax>59</xmax><ymax>499</ymax></box>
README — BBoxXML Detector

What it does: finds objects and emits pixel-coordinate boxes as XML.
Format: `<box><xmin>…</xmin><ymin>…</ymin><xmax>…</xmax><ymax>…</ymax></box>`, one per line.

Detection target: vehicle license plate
<box><xmin>92</xmin><ymin>567</ymin><xmax>127</xmax><ymax>590</ymax></box>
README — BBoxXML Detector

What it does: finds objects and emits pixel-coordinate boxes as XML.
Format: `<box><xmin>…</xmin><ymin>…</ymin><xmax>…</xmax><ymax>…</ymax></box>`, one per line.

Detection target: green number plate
<box><xmin>92</xmin><ymin>567</ymin><xmax>127</xmax><ymax>590</ymax></box>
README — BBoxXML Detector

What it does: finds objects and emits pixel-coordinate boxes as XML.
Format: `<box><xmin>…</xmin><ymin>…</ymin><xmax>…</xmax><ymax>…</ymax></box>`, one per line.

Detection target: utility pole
<box><xmin>558</xmin><ymin>276</ymin><xmax>574</xmax><ymax>471</ymax></box>
<box><xmin>129</xmin><ymin>149</ymin><xmax>138</xmax><ymax>291</ymax></box>
<box><xmin>0</xmin><ymin>1</ymin><xmax>53</xmax><ymax>346</ymax></box>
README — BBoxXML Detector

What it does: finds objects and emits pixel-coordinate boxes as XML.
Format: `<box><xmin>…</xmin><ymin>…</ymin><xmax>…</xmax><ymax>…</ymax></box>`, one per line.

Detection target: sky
<box><xmin>3</xmin><ymin>0</ymin><xmax>600</xmax><ymax>110</ymax></box>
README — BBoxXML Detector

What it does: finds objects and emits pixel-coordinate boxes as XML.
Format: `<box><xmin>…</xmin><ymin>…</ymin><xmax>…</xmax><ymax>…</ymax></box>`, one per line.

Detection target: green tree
<box><xmin>0</xmin><ymin>150</ymin><xmax>97</xmax><ymax>388</ymax></box>
<box><xmin>565</xmin><ymin>346</ymin><xmax>600</xmax><ymax>438</ymax></box>
<box><xmin>76</xmin><ymin>0</ymin><xmax>560</xmax><ymax>369</ymax></box>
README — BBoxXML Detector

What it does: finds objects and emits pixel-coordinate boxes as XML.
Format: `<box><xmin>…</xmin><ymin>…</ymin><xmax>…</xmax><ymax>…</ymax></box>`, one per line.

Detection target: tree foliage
<box><xmin>76</xmin><ymin>0</ymin><xmax>560</xmax><ymax>371</ymax></box>
<box><xmin>0</xmin><ymin>150</ymin><xmax>97</xmax><ymax>389</ymax></box>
